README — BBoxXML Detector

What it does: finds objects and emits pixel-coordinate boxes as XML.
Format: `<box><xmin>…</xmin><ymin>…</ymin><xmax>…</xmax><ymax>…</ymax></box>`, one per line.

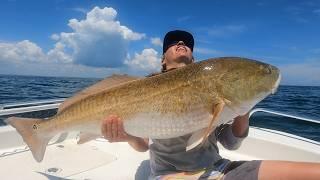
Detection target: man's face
<box><xmin>164</xmin><ymin>41</ymin><xmax>193</xmax><ymax>65</ymax></box>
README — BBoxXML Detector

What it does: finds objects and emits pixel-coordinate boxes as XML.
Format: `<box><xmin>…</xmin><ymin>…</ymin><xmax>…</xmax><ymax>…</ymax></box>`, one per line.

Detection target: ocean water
<box><xmin>0</xmin><ymin>74</ymin><xmax>319</xmax><ymax>141</ymax></box>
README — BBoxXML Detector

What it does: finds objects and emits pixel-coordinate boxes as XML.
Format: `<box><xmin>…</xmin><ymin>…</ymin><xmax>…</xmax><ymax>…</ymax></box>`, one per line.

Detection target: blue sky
<box><xmin>0</xmin><ymin>0</ymin><xmax>320</xmax><ymax>86</ymax></box>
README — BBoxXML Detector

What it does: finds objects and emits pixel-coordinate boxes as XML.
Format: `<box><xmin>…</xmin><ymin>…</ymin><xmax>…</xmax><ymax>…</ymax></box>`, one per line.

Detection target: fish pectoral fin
<box><xmin>186</xmin><ymin>101</ymin><xmax>225</xmax><ymax>151</ymax></box>
<box><xmin>204</xmin><ymin>101</ymin><xmax>225</xmax><ymax>138</ymax></box>
<box><xmin>77</xmin><ymin>132</ymin><xmax>101</xmax><ymax>144</ymax></box>
<box><xmin>186</xmin><ymin>128</ymin><xmax>206</xmax><ymax>151</ymax></box>
<box><xmin>202</xmin><ymin>101</ymin><xmax>225</xmax><ymax>140</ymax></box>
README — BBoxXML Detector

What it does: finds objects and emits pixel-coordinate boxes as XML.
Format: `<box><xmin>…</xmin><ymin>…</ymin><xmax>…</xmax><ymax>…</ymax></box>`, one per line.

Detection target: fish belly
<box><xmin>123</xmin><ymin>106</ymin><xmax>239</xmax><ymax>139</ymax></box>
<box><xmin>123</xmin><ymin>109</ymin><xmax>212</xmax><ymax>139</ymax></box>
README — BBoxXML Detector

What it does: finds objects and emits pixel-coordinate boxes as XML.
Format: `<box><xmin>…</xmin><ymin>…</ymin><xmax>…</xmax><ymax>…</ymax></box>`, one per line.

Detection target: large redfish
<box><xmin>6</xmin><ymin>57</ymin><xmax>281</xmax><ymax>162</ymax></box>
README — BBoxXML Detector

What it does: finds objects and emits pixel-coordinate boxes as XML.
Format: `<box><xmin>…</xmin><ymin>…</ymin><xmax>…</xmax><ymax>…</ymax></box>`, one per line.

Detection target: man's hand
<box><xmin>101</xmin><ymin>115</ymin><xmax>149</xmax><ymax>152</ymax></box>
<box><xmin>232</xmin><ymin>112</ymin><xmax>250</xmax><ymax>138</ymax></box>
<box><xmin>101</xmin><ymin>115</ymin><xmax>135</xmax><ymax>143</ymax></box>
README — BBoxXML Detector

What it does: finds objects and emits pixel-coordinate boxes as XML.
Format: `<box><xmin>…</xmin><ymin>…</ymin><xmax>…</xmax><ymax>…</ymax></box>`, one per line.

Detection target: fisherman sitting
<box><xmin>101</xmin><ymin>30</ymin><xmax>320</xmax><ymax>180</ymax></box>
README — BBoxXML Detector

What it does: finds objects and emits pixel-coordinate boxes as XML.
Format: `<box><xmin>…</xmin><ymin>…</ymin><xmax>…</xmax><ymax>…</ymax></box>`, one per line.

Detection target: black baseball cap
<box><xmin>163</xmin><ymin>30</ymin><xmax>194</xmax><ymax>54</ymax></box>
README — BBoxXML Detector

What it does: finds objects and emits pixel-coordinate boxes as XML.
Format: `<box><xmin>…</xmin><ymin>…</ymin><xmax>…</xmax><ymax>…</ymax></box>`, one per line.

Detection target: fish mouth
<box><xmin>271</xmin><ymin>73</ymin><xmax>281</xmax><ymax>94</ymax></box>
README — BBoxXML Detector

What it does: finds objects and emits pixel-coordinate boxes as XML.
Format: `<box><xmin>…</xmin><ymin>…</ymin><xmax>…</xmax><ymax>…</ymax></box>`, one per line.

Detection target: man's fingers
<box><xmin>101</xmin><ymin>115</ymin><xmax>129</xmax><ymax>142</ymax></box>
<box><xmin>101</xmin><ymin>118</ymin><xmax>108</xmax><ymax>138</ymax></box>
<box><xmin>106</xmin><ymin>116</ymin><xmax>113</xmax><ymax>140</ymax></box>
<box><xmin>112</xmin><ymin>117</ymin><xmax>118</xmax><ymax>139</ymax></box>
<box><xmin>117</xmin><ymin>119</ymin><xmax>126</xmax><ymax>139</ymax></box>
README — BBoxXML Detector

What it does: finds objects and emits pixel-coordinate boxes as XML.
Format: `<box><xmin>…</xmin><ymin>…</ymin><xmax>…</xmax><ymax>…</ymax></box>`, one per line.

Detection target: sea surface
<box><xmin>0</xmin><ymin>74</ymin><xmax>319</xmax><ymax>142</ymax></box>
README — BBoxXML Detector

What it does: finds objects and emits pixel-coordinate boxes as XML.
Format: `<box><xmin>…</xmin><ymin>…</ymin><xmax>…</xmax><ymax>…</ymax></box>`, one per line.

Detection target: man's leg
<box><xmin>258</xmin><ymin>160</ymin><xmax>320</xmax><ymax>180</ymax></box>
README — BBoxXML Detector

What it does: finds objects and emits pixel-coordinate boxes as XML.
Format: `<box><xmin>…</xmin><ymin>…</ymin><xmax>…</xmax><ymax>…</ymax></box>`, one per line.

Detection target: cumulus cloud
<box><xmin>151</xmin><ymin>37</ymin><xmax>162</xmax><ymax>47</ymax></box>
<box><xmin>0</xmin><ymin>60</ymin><xmax>120</xmax><ymax>78</ymax></box>
<box><xmin>52</xmin><ymin>6</ymin><xmax>146</xmax><ymax>67</ymax></box>
<box><xmin>47</xmin><ymin>42</ymin><xmax>72</xmax><ymax>63</ymax></box>
<box><xmin>124</xmin><ymin>48</ymin><xmax>161</xmax><ymax>73</ymax></box>
<box><xmin>0</xmin><ymin>40</ymin><xmax>47</xmax><ymax>63</ymax></box>
<box><xmin>0</xmin><ymin>6</ymin><xmax>163</xmax><ymax>77</ymax></box>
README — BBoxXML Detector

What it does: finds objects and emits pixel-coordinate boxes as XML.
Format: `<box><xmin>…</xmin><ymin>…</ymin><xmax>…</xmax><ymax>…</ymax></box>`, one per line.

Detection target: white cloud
<box><xmin>50</xmin><ymin>34</ymin><xmax>60</xmax><ymax>41</ymax></box>
<box><xmin>47</xmin><ymin>42</ymin><xmax>72</xmax><ymax>63</ymax></box>
<box><xmin>0</xmin><ymin>6</ymin><xmax>146</xmax><ymax>68</ymax></box>
<box><xmin>0</xmin><ymin>61</ymin><xmax>120</xmax><ymax>78</ymax></box>
<box><xmin>0</xmin><ymin>6</ymin><xmax>151</xmax><ymax>77</ymax></box>
<box><xmin>0</xmin><ymin>40</ymin><xmax>47</xmax><ymax>63</ymax></box>
<box><xmin>151</xmin><ymin>37</ymin><xmax>162</xmax><ymax>47</ymax></box>
<box><xmin>1</xmin><ymin>6</ymin><xmax>146</xmax><ymax>67</ymax></box>
<box><xmin>71</xmin><ymin>7</ymin><xmax>87</xmax><ymax>14</ymax></box>
<box><xmin>124</xmin><ymin>48</ymin><xmax>161</xmax><ymax>73</ymax></box>
<box><xmin>52</xmin><ymin>6</ymin><xmax>146</xmax><ymax>67</ymax></box>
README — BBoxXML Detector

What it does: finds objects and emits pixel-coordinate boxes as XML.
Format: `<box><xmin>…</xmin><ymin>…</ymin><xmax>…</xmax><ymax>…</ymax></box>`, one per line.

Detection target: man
<box><xmin>101</xmin><ymin>30</ymin><xmax>320</xmax><ymax>179</ymax></box>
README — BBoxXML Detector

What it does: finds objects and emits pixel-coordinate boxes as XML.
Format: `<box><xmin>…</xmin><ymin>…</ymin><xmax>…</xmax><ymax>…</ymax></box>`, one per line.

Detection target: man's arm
<box><xmin>216</xmin><ymin>112</ymin><xmax>249</xmax><ymax>150</ymax></box>
<box><xmin>101</xmin><ymin>115</ymin><xmax>149</xmax><ymax>152</ymax></box>
<box><xmin>232</xmin><ymin>112</ymin><xmax>249</xmax><ymax>137</ymax></box>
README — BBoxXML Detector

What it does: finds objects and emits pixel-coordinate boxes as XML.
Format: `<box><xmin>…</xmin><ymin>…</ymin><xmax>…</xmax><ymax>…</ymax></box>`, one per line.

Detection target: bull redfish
<box><xmin>6</xmin><ymin>57</ymin><xmax>281</xmax><ymax>162</ymax></box>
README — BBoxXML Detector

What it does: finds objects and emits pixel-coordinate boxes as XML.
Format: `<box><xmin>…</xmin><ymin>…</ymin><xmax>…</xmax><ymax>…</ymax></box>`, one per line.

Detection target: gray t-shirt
<box><xmin>149</xmin><ymin>124</ymin><xmax>247</xmax><ymax>177</ymax></box>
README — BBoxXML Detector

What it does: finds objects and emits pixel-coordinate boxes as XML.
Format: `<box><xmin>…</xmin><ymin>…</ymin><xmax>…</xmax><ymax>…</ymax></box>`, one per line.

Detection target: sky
<box><xmin>0</xmin><ymin>0</ymin><xmax>320</xmax><ymax>86</ymax></box>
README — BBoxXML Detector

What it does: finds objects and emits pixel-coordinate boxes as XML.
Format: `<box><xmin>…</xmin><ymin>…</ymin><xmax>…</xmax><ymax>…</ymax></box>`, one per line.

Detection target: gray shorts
<box><xmin>147</xmin><ymin>160</ymin><xmax>262</xmax><ymax>180</ymax></box>
<box><xmin>223</xmin><ymin>160</ymin><xmax>261</xmax><ymax>180</ymax></box>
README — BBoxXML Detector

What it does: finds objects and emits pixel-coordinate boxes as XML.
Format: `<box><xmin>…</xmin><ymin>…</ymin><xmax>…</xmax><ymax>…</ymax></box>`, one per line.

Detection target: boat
<box><xmin>0</xmin><ymin>99</ymin><xmax>319</xmax><ymax>179</ymax></box>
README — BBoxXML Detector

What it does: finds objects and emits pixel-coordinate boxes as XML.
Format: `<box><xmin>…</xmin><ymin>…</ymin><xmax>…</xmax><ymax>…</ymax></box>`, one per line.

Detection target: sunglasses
<box><xmin>167</xmin><ymin>40</ymin><xmax>192</xmax><ymax>50</ymax></box>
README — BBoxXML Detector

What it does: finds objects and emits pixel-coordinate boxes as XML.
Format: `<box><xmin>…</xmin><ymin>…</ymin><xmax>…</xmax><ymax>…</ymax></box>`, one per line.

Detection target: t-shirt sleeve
<box><xmin>214</xmin><ymin>124</ymin><xmax>248</xmax><ymax>150</ymax></box>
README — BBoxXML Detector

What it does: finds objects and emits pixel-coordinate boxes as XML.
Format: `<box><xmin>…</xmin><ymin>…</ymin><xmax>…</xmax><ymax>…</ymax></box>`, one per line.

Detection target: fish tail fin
<box><xmin>5</xmin><ymin>117</ymin><xmax>53</xmax><ymax>162</ymax></box>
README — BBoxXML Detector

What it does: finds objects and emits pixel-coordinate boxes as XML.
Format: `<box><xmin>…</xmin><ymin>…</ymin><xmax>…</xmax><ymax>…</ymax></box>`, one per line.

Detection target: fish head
<box><xmin>200</xmin><ymin>57</ymin><xmax>281</xmax><ymax>115</ymax></box>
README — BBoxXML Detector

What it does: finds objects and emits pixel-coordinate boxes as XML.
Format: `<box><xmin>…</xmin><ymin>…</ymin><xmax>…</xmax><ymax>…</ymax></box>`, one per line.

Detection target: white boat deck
<box><xmin>0</xmin><ymin>101</ymin><xmax>319</xmax><ymax>179</ymax></box>
<box><xmin>0</xmin><ymin>125</ymin><xmax>319</xmax><ymax>180</ymax></box>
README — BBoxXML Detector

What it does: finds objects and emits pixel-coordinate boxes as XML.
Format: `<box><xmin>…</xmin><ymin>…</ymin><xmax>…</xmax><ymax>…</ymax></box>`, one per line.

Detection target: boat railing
<box><xmin>249</xmin><ymin>108</ymin><xmax>320</xmax><ymax>124</ymax></box>
<box><xmin>249</xmin><ymin>108</ymin><xmax>320</xmax><ymax>145</ymax></box>
<box><xmin>0</xmin><ymin>99</ymin><xmax>64</xmax><ymax>116</ymax></box>
<box><xmin>0</xmin><ymin>98</ymin><xmax>65</xmax><ymax>110</ymax></box>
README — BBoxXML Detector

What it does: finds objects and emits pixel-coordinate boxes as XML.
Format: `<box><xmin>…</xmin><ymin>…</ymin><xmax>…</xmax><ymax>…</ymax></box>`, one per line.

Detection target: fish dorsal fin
<box><xmin>58</xmin><ymin>74</ymin><xmax>141</xmax><ymax>113</ymax></box>
<box><xmin>186</xmin><ymin>100</ymin><xmax>225</xmax><ymax>151</ymax></box>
